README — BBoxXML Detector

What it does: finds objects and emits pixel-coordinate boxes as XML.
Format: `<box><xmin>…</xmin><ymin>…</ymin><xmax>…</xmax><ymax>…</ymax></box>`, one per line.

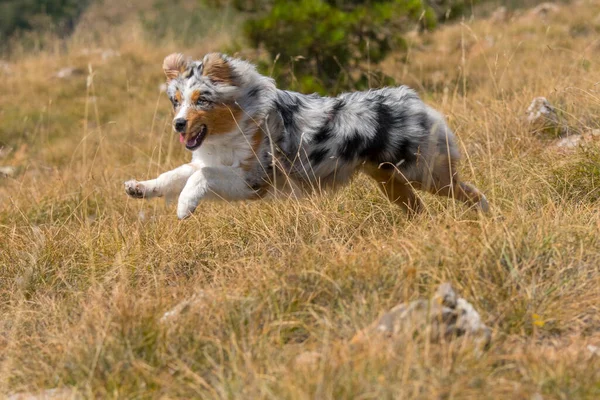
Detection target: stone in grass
<box><xmin>351</xmin><ymin>283</ymin><xmax>491</xmax><ymax>351</ymax></box>
<box><xmin>55</xmin><ymin>67</ymin><xmax>84</xmax><ymax>79</ymax></box>
<box><xmin>0</xmin><ymin>166</ymin><xmax>16</xmax><ymax>177</ymax></box>
<box><xmin>555</xmin><ymin>135</ymin><xmax>583</xmax><ymax>149</ymax></box>
<box><xmin>555</xmin><ymin>129</ymin><xmax>600</xmax><ymax>151</ymax></box>
<box><xmin>526</xmin><ymin>97</ymin><xmax>563</xmax><ymax>135</ymax></box>
<box><xmin>160</xmin><ymin>290</ymin><xmax>207</xmax><ymax>324</ymax></box>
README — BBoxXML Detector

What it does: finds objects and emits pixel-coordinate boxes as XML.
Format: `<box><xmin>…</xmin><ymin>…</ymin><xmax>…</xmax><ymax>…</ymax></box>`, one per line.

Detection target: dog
<box><xmin>124</xmin><ymin>52</ymin><xmax>489</xmax><ymax>219</ymax></box>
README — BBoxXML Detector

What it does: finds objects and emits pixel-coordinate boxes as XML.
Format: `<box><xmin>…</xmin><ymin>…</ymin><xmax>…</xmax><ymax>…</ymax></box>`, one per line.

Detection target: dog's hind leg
<box><xmin>421</xmin><ymin>156</ymin><xmax>489</xmax><ymax>213</ymax></box>
<box><xmin>455</xmin><ymin>181</ymin><xmax>489</xmax><ymax>213</ymax></box>
<box><xmin>365</xmin><ymin>166</ymin><xmax>423</xmax><ymax>215</ymax></box>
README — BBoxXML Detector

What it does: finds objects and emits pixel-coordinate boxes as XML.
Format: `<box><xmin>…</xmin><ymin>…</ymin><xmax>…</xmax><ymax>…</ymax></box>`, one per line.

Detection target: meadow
<box><xmin>1</xmin><ymin>0</ymin><xmax>600</xmax><ymax>398</ymax></box>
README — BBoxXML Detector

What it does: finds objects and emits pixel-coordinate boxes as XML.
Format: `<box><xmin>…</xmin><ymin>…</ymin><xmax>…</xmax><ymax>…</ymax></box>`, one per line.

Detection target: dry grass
<box><xmin>1</xmin><ymin>0</ymin><xmax>600</xmax><ymax>398</ymax></box>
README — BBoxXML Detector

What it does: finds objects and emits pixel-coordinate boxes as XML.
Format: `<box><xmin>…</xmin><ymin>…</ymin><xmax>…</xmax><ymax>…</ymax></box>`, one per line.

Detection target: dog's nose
<box><xmin>174</xmin><ymin>118</ymin><xmax>187</xmax><ymax>133</ymax></box>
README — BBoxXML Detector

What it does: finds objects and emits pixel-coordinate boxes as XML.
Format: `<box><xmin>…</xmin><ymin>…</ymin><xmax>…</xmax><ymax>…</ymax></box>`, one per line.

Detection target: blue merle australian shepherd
<box><xmin>125</xmin><ymin>53</ymin><xmax>489</xmax><ymax>219</ymax></box>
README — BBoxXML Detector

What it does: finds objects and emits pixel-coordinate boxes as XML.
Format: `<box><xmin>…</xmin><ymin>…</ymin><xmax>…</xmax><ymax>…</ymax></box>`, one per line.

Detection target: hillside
<box><xmin>1</xmin><ymin>1</ymin><xmax>600</xmax><ymax>398</ymax></box>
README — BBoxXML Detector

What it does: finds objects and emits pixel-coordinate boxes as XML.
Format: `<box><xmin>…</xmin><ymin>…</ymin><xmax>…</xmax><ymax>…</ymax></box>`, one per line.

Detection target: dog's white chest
<box><xmin>191</xmin><ymin>131</ymin><xmax>251</xmax><ymax>168</ymax></box>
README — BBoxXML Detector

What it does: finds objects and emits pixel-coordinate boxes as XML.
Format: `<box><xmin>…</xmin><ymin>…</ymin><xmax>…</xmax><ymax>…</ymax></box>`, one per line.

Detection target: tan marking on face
<box><xmin>190</xmin><ymin>91</ymin><xmax>201</xmax><ymax>105</ymax></box>
<box><xmin>163</xmin><ymin>53</ymin><xmax>188</xmax><ymax>81</ymax></box>
<box><xmin>174</xmin><ymin>91</ymin><xmax>182</xmax><ymax>105</ymax></box>
<box><xmin>202</xmin><ymin>53</ymin><xmax>233</xmax><ymax>84</ymax></box>
<box><xmin>183</xmin><ymin>103</ymin><xmax>243</xmax><ymax>141</ymax></box>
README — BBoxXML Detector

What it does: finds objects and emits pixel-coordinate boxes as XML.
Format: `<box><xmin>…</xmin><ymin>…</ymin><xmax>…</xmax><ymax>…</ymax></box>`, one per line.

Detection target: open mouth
<box><xmin>180</xmin><ymin>124</ymin><xmax>207</xmax><ymax>150</ymax></box>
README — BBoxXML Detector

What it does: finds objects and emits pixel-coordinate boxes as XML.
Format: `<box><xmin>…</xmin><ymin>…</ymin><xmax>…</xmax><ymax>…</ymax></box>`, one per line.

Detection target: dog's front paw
<box><xmin>124</xmin><ymin>180</ymin><xmax>146</xmax><ymax>199</ymax></box>
<box><xmin>177</xmin><ymin>197</ymin><xmax>197</xmax><ymax>220</ymax></box>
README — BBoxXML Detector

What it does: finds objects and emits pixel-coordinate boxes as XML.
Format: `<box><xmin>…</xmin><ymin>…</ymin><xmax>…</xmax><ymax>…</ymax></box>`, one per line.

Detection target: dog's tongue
<box><xmin>186</xmin><ymin>135</ymin><xmax>199</xmax><ymax>148</ymax></box>
<box><xmin>179</xmin><ymin>134</ymin><xmax>185</xmax><ymax>144</ymax></box>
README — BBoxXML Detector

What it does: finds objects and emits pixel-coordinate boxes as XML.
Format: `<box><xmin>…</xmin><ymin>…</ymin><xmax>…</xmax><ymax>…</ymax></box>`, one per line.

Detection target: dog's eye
<box><xmin>196</xmin><ymin>98</ymin><xmax>211</xmax><ymax>107</ymax></box>
<box><xmin>172</xmin><ymin>99</ymin><xmax>179</xmax><ymax>108</ymax></box>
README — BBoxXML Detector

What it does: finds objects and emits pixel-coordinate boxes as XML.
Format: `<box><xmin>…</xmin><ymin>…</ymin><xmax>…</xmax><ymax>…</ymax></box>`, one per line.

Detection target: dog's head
<box><xmin>162</xmin><ymin>52</ymin><xmax>246</xmax><ymax>150</ymax></box>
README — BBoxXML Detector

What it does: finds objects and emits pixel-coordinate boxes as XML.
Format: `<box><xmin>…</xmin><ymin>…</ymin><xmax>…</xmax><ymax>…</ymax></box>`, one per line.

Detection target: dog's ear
<box><xmin>163</xmin><ymin>53</ymin><xmax>188</xmax><ymax>81</ymax></box>
<box><xmin>201</xmin><ymin>53</ymin><xmax>234</xmax><ymax>85</ymax></box>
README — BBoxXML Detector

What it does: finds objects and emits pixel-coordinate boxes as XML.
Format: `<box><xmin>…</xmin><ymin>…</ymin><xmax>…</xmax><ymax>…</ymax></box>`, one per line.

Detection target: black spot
<box><xmin>359</xmin><ymin>101</ymin><xmax>393</xmax><ymax>161</ymax></box>
<box><xmin>417</xmin><ymin>112</ymin><xmax>433</xmax><ymax>135</ymax></box>
<box><xmin>275</xmin><ymin>91</ymin><xmax>305</xmax><ymax>131</ymax></box>
<box><xmin>339</xmin><ymin>131</ymin><xmax>365</xmax><ymax>161</ymax></box>
<box><xmin>313</xmin><ymin>126</ymin><xmax>333</xmax><ymax>144</ymax></box>
<box><xmin>200</xmin><ymin>90</ymin><xmax>214</xmax><ymax>99</ymax></box>
<box><xmin>247</xmin><ymin>86</ymin><xmax>261</xmax><ymax>99</ymax></box>
<box><xmin>394</xmin><ymin>137</ymin><xmax>417</xmax><ymax>166</ymax></box>
<box><xmin>277</xmin><ymin>102</ymin><xmax>299</xmax><ymax>130</ymax></box>
<box><xmin>313</xmin><ymin>121</ymin><xmax>333</xmax><ymax>144</ymax></box>
<box><xmin>309</xmin><ymin>148</ymin><xmax>328</xmax><ymax>165</ymax></box>
<box><xmin>333</xmin><ymin>98</ymin><xmax>346</xmax><ymax>111</ymax></box>
<box><xmin>313</xmin><ymin>98</ymin><xmax>345</xmax><ymax>144</ymax></box>
<box><xmin>393</xmin><ymin>107</ymin><xmax>412</xmax><ymax>129</ymax></box>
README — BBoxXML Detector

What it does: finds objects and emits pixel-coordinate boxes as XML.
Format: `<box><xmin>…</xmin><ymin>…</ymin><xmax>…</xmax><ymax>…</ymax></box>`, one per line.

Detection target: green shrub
<box><xmin>243</xmin><ymin>0</ymin><xmax>434</xmax><ymax>93</ymax></box>
<box><xmin>210</xmin><ymin>0</ymin><xmax>477</xmax><ymax>94</ymax></box>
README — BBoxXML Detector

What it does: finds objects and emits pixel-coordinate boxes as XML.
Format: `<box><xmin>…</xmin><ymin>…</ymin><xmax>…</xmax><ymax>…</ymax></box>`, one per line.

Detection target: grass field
<box><xmin>1</xmin><ymin>1</ymin><xmax>600</xmax><ymax>398</ymax></box>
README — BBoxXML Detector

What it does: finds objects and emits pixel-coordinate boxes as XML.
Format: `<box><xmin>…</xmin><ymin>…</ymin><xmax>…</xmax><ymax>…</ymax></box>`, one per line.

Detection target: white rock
<box><xmin>351</xmin><ymin>283</ymin><xmax>491</xmax><ymax>350</ymax></box>
<box><xmin>55</xmin><ymin>67</ymin><xmax>84</xmax><ymax>79</ymax></box>
<box><xmin>160</xmin><ymin>290</ymin><xmax>207</xmax><ymax>324</ymax></box>
<box><xmin>0</xmin><ymin>166</ymin><xmax>16</xmax><ymax>177</ymax></box>
<box><xmin>526</xmin><ymin>97</ymin><xmax>562</xmax><ymax>133</ymax></box>
<box><xmin>556</xmin><ymin>135</ymin><xmax>582</xmax><ymax>149</ymax></box>
<box><xmin>555</xmin><ymin>130</ymin><xmax>600</xmax><ymax>151</ymax></box>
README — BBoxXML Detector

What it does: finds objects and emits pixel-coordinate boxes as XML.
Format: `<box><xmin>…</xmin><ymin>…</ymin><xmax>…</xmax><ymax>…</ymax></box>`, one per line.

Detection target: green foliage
<box><xmin>0</xmin><ymin>0</ymin><xmax>91</xmax><ymax>43</ymax></box>
<box><xmin>240</xmin><ymin>0</ymin><xmax>434</xmax><ymax>94</ymax></box>
<box><xmin>210</xmin><ymin>0</ymin><xmax>476</xmax><ymax>94</ymax></box>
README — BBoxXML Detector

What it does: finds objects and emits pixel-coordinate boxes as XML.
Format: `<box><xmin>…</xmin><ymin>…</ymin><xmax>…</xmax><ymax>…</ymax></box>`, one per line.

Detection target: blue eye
<box><xmin>196</xmin><ymin>98</ymin><xmax>211</xmax><ymax>107</ymax></box>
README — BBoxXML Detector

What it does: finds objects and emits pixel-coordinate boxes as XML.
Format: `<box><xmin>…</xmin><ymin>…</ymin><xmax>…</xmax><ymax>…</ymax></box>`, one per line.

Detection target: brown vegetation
<box><xmin>1</xmin><ymin>0</ymin><xmax>600</xmax><ymax>398</ymax></box>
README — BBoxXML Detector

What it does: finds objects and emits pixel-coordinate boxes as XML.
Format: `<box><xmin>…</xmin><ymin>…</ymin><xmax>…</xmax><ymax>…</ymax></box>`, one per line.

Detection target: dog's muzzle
<box><xmin>174</xmin><ymin>118</ymin><xmax>187</xmax><ymax>133</ymax></box>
